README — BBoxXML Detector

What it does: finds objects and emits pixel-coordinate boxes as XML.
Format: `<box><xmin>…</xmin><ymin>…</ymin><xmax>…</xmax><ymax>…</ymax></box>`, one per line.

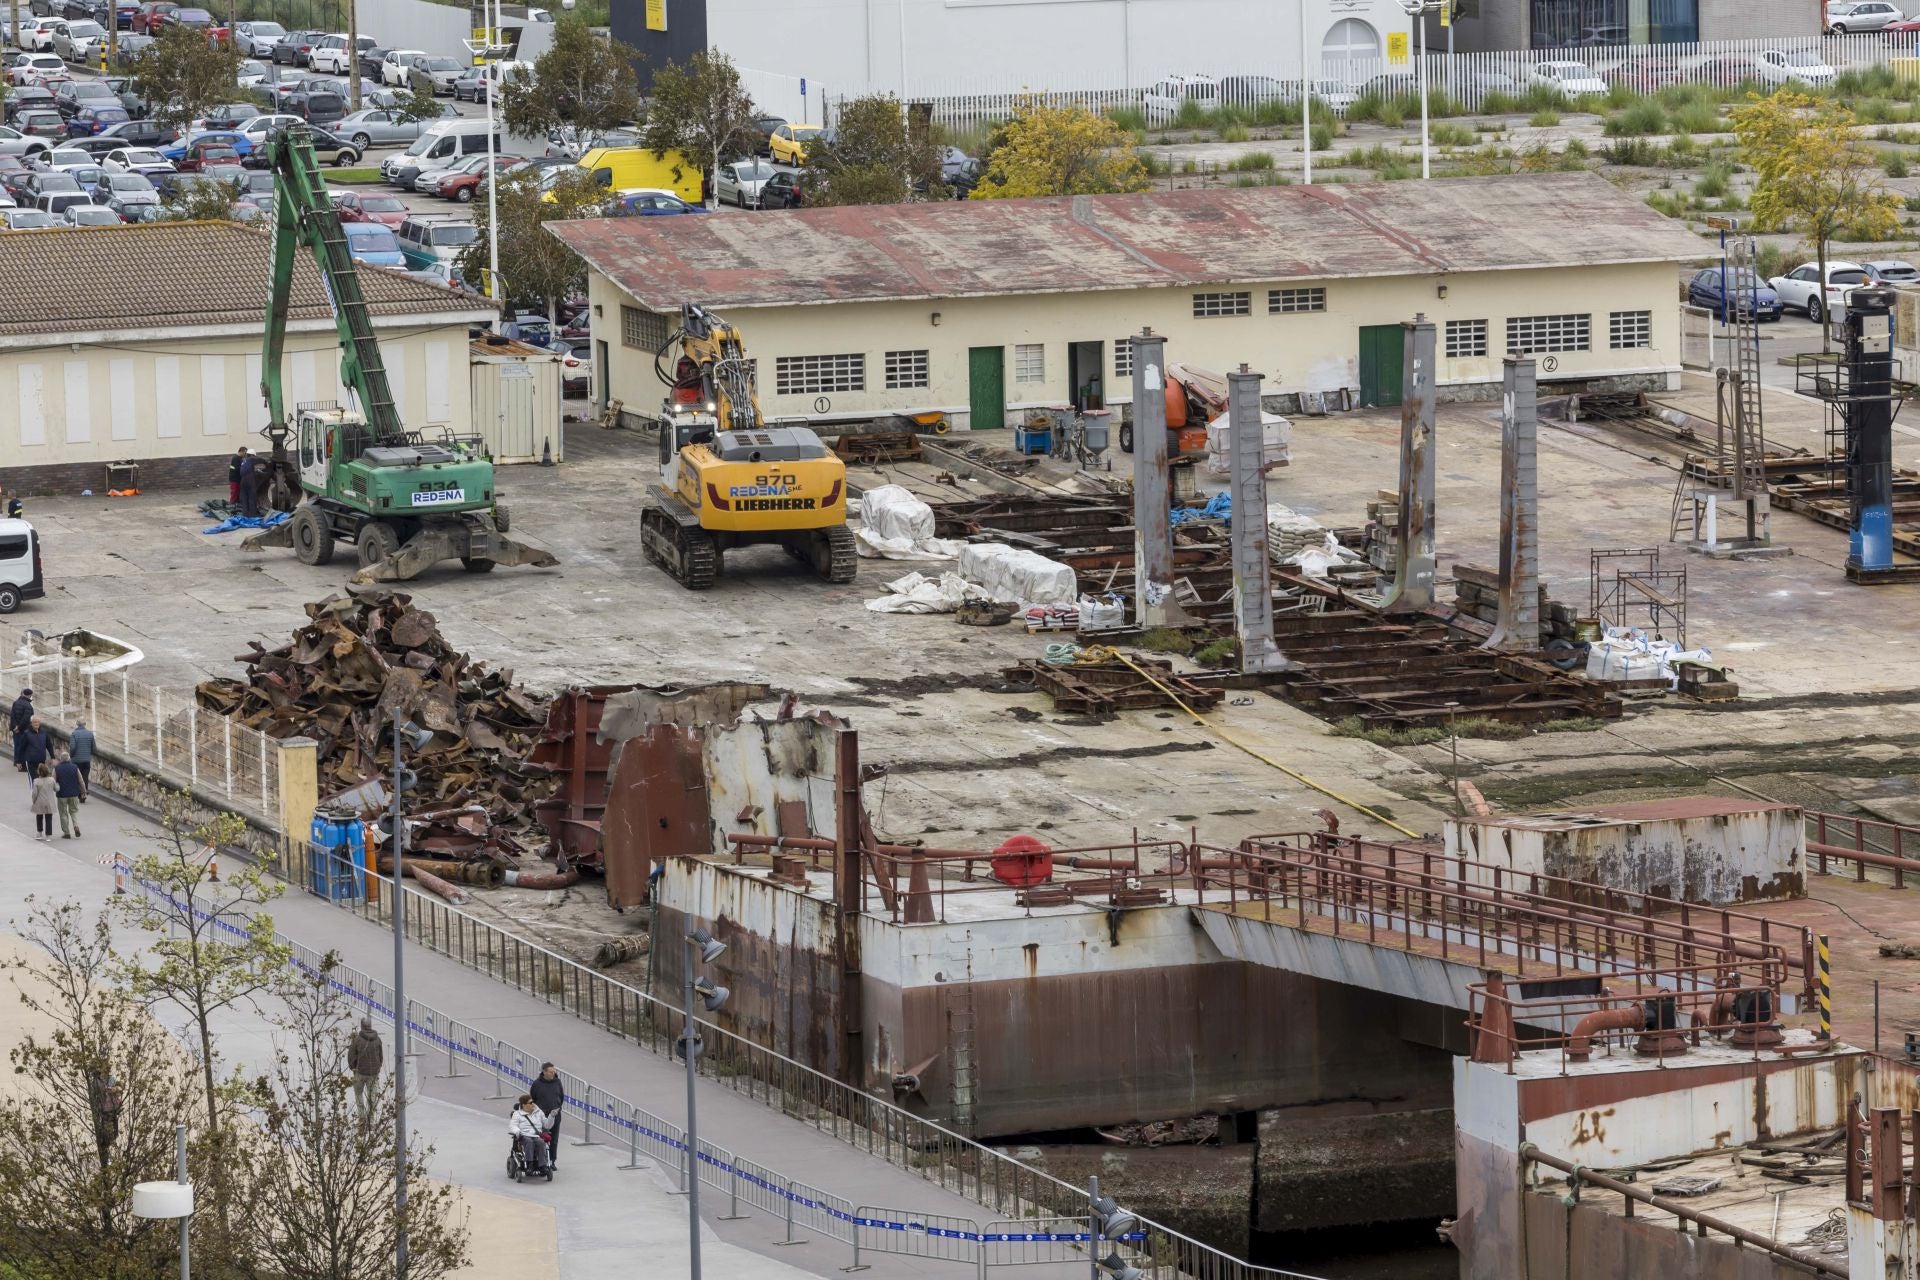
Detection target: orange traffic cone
<box><xmin>207</xmin><ymin>857</ymin><xmax>220</xmax><ymax>884</ymax></box>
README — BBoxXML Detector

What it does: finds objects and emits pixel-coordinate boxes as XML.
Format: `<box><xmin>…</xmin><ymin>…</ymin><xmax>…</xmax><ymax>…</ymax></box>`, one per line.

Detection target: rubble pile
<box><xmin>196</xmin><ymin>591</ymin><xmax>554</xmax><ymax>855</ymax></box>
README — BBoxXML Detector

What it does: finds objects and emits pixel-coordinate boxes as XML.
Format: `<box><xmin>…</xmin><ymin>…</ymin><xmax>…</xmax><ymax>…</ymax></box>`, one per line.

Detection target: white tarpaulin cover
<box><xmin>958</xmin><ymin>543</ymin><xmax>1078</xmax><ymax>607</ymax></box>
<box><xmin>865</xmin><ymin>571</ymin><xmax>984</xmax><ymax>613</ymax></box>
<box><xmin>1203</xmin><ymin>411</ymin><xmax>1293</xmax><ymax>476</ymax></box>
<box><xmin>852</xmin><ymin>485</ymin><xmax>965</xmax><ymax>560</ymax></box>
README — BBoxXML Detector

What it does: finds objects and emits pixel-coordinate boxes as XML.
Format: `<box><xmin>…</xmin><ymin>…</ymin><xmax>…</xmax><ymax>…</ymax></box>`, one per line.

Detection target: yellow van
<box><xmin>574</xmin><ymin>146</ymin><xmax>703</xmax><ymax>204</ymax></box>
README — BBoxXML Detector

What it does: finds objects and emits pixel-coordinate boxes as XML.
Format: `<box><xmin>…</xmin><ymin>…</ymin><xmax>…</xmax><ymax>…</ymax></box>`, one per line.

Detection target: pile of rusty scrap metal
<box><xmin>195</xmin><ymin>590</ymin><xmax>554</xmax><ymax>857</ymax></box>
<box><xmin>1004</xmin><ymin>654</ymin><xmax>1224</xmax><ymax>716</ymax></box>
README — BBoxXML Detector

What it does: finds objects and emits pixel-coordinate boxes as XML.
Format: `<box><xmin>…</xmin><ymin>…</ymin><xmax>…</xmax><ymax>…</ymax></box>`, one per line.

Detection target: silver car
<box><xmin>52</xmin><ymin>19</ymin><xmax>106</xmax><ymax>63</ymax></box>
<box><xmin>715</xmin><ymin>157</ymin><xmax>775</xmax><ymax>208</ymax></box>
<box><xmin>408</xmin><ymin>55</ymin><xmax>465</xmax><ymax>95</ymax></box>
<box><xmin>94</xmin><ymin>171</ymin><xmax>157</xmax><ymax>208</ymax></box>
<box><xmin>335</xmin><ymin>107</ymin><xmax>438</xmax><ymax>151</ymax></box>
<box><xmin>1828</xmin><ymin>0</ymin><xmax>1904</xmax><ymax>29</ymax></box>
<box><xmin>232</xmin><ymin>20</ymin><xmax>287</xmax><ymax>58</ymax></box>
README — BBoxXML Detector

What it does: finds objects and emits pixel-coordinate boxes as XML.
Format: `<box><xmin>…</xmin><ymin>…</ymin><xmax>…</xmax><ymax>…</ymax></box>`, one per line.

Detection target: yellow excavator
<box><xmin>643</xmin><ymin>304</ymin><xmax>855</xmax><ymax>590</ymax></box>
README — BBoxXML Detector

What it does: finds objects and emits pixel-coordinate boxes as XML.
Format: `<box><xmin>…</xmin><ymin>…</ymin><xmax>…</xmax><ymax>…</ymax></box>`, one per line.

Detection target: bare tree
<box><xmin>234</xmin><ymin>952</ymin><xmax>469</xmax><ymax>1280</ymax></box>
<box><xmin>0</xmin><ymin>900</ymin><xmax>219</xmax><ymax>1280</ymax></box>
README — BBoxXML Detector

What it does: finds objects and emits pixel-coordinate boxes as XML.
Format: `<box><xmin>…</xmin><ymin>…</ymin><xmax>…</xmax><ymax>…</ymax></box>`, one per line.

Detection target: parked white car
<box><xmin>1529</xmin><ymin>60</ymin><xmax>1608</xmax><ymax>97</ymax></box>
<box><xmin>18</xmin><ymin>18</ymin><xmax>61</xmax><ymax>52</ymax></box>
<box><xmin>310</xmin><ymin>34</ymin><xmax>371</xmax><ymax>75</ymax></box>
<box><xmin>381</xmin><ymin>48</ymin><xmax>427</xmax><ymax>86</ymax></box>
<box><xmin>1752</xmin><ymin>49</ymin><xmax>1837</xmax><ymax>85</ymax></box>
<box><xmin>1142</xmin><ymin>74</ymin><xmax>1220</xmax><ymax>125</ymax></box>
<box><xmin>103</xmin><ymin>146</ymin><xmax>175</xmax><ymax>176</ymax></box>
<box><xmin>1828</xmin><ymin>0</ymin><xmax>1905</xmax><ymax>31</ymax></box>
<box><xmin>715</xmin><ymin>157</ymin><xmax>776</xmax><ymax>208</ymax></box>
<box><xmin>9</xmin><ymin>53</ymin><xmax>66</xmax><ymax>85</ymax></box>
<box><xmin>1769</xmin><ymin>261</ymin><xmax>1870</xmax><ymax>324</ymax></box>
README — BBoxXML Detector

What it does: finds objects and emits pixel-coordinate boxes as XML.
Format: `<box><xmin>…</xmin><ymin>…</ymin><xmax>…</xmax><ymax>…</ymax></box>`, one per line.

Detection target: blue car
<box><xmin>342</xmin><ymin>222</ymin><xmax>408</xmax><ymax>270</ymax></box>
<box><xmin>160</xmin><ymin>130</ymin><xmax>254</xmax><ymax>161</ymax></box>
<box><xmin>1688</xmin><ymin>267</ymin><xmax>1782</xmax><ymax>322</ymax></box>
<box><xmin>610</xmin><ymin>190</ymin><xmax>705</xmax><ymax>217</ymax></box>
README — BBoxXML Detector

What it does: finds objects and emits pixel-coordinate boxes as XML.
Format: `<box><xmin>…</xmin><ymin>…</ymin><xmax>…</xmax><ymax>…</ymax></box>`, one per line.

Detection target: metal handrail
<box><xmin>279</xmin><ymin>842</ymin><xmax>1322</xmax><ymax>1280</ymax></box>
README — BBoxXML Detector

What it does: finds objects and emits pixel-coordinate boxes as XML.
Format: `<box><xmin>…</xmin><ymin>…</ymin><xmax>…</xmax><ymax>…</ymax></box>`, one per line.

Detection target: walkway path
<box><xmin>0</xmin><ymin>797</ymin><xmax>1087</xmax><ymax>1280</ymax></box>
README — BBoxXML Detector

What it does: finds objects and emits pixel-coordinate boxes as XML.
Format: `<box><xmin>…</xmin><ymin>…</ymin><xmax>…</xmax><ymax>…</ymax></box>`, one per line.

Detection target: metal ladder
<box><xmin>946</xmin><ymin>931</ymin><xmax>977</xmax><ymax>1137</ymax></box>
<box><xmin>1726</xmin><ymin>236</ymin><xmax>1769</xmax><ymax>501</ymax></box>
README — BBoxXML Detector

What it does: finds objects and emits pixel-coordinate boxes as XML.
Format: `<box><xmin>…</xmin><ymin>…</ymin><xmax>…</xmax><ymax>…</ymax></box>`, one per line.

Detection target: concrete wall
<box><xmin>357</xmin><ymin>0</ymin><xmax>475</xmax><ymax>59</ymax></box>
<box><xmin>619</xmin><ymin>0</ymin><xmax>1412</xmax><ymax>99</ymax></box>
<box><xmin>588</xmin><ymin>261</ymin><xmax>1686</xmax><ymax>430</ymax></box>
<box><xmin>1444</xmin><ymin>806</ymin><xmax>1806</xmax><ymax>904</ymax></box>
<box><xmin>0</xmin><ymin>321</ymin><xmax>478</xmax><ymax>495</ymax></box>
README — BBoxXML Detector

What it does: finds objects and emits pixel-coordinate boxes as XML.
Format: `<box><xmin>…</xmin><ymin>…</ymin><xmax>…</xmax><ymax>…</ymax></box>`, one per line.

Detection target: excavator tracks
<box><xmin>642</xmin><ymin>506</ymin><xmax>719</xmax><ymax>590</ymax></box>
<box><xmin>819</xmin><ymin>523</ymin><xmax>857</xmax><ymax>584</ymax></box>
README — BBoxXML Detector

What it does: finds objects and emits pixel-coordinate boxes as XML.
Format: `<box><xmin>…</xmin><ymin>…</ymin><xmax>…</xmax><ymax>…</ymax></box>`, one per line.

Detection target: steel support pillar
<box><xmin>1486</xmin><ymin>356</ymin><xmax>1539</xmax><ymax>652</ymax></box>
<box><xmin>1846</xmin><ymin>289</ymin><xmax>1897</xmax><ymax>578</ymax></box>
<box><xmin>1226</xmin><ymin>365</ymin><xmax>1287</xmax><ymax>672</ymax></box>
<box><xmin>1382</xmin><ymin>314</ymin><xmax>1436</xmax><ymax>614</ymax></box>
<box><xmin>833</xmin><ymin>729</ymin><xmax>864</xmax><ymax>1085</ymax></box>
<box><xmin>1130</xmin><ymin>329</ymin><xmax>1190</xmax><ymax>626</ymax></box>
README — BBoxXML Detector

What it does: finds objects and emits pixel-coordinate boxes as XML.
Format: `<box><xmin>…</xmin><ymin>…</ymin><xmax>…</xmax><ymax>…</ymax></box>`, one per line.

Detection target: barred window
<box><xmin>1192</xmin><ymin>291</ymin><xmax>1251</xmax><ymax>318</ymax></box>
<box><xmin>1445</xmin><ymin>319</ymin><xmax>1489</xmax><ymax>359</ymax></box>
<box><xmin>775</xmin><ymin>353</ymin><xmax>864</xmax><ymax>396</ymax></box>
<box><xmin>1268</xmin><ymin>287</ymin><xmax>1326</xmax><ymax>314</ymax></box>
<box><xmin>621</xmin><ymin>305</ymin><xmax>669</xmax><ymax>352</ymax></box>
<box><xmin>884</xmin><ymin>349</ymin><xmax>929</xmax><ymax>389</ymax></box>
<box><xmin>1014</xmin><ymin>343</ymin><xmax>1045</xmax><ymax>383</ymax></box>
<box><xmin>1506</xmin><ymin>313</ymin><xmax>1590</xmax><ymax>355</ymax></box>
<box><xmin>1114</xmin><ymin>339</ymin><xmax>1133</xmax><ymax>379</ymax></box>
<box><xmin>1609</xmin><ymin>310</ymin><xmax>1652</xmax><ymax>349</ymax></box>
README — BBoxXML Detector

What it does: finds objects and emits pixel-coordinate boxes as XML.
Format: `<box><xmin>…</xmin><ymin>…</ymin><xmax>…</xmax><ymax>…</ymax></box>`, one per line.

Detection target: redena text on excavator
<box><xmin>642</xmin><ymin>303</ymin><xmax>856</xmax><ymax>590</ymax></box>
<box><xmin>242</xmin><ymin>126</ymin><xmax>556</xmax><ymax>584</ymax></box>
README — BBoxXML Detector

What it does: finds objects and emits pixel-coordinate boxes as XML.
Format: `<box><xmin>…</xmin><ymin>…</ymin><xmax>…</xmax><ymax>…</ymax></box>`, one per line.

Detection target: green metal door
<box><xmin>1358</xmin><ymin>325</ymin><xmax>1404</xmax><ymax>408</ymax></box>
<box><xmin>969</xmin><ymin>346</ymin><xmax>1004</xmax><ymax>429</ymax></box>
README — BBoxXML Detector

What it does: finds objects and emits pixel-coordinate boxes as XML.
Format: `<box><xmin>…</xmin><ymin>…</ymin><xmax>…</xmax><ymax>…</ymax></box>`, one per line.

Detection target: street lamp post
<box><xmin>679</xmin><ymin>928</ymin><xmax>730</xmax><ymax>1280</ymax></box>
<box><xmin>131</xmin><ymin>1124</ymin><xmax>195</xmax><ymax>1280</ymax></box>
<box><xmin>387</xmin><ymin>716</ymin><xmax>431</xmax><ymax>1280</ymax></box>
<box><xmin>1401</xmin><ymin>0</ymin><xmax>1442</xmax><ymax>179</ymax></box>
<box><xmin>1299</xmin><ymin>2</ymin><xmax>1312</xmax><ymax>184</ymax></box>
<box><xmin>461</xmin><ymin>0</ymin><xmax>505</xmax><ymax>324</ymax></box>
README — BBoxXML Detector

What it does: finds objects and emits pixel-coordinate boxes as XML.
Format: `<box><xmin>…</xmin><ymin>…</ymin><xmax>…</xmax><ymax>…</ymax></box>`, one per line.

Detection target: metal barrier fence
<box><xmin>270</xmin><ymin>844</ymin><xmax>1323</xmax><ymax>1280</ymax></box>
<box><xmin>821</xmin><ymin>33</ymin><xmax>1920</xmax><ymax>128</ymax></box>
<box><xmin>0</xmin><ymin>623</ymin><xmax>278</xmax><ymax>819</ymax></box>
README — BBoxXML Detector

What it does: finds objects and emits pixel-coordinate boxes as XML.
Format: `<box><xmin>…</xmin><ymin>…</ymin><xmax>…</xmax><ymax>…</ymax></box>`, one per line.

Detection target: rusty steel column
<box><xmin>1130</xmin><ymin>329</ymin><xmax>1188</xmax><ymax>627</ymax></box>
<box><xmin>1227</xmin><ymin>364</ymin><xmax>1287</xmax><ymax>672</ymax></box>
<box><xmin>833</xmin><ymin>727</ymin><xmax>864</xmax><ymax>1086</ymax></box>
<box><xmin>1486</xmin><ymin>355</ymin><xmax>1540</xmax><ymax>652</ymax></box>
<box><xmin>1382</xmin><ymin>314</ymin><xmax>1437</xmax><ymax>614</ymax></box>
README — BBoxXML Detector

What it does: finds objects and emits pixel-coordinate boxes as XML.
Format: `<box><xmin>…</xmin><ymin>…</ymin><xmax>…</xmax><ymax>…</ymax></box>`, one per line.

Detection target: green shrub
<box><xmin>1907</xmin><ymin>193</ymin><xmax>1920</xmax><ymax>212</ymax></box>
<box><xmin>1478</xmin><ymin>90</ymin><xmax>1518</xmax><ymax>114</ymax></box>
<box><xmin>1645</xmin><ymin>189</ymin><xmax>1686</xmax><ymax>217</ymax></box>
<box><xmin>1666</xmin><ymin>134</ymin><xmax>1699</xmax><ymax>162</ymax></box>
<box><xmin>1375</xmin><ymin>101</ymin><xmax>1406</xmax><ymax>128</ymax></box>
<box><xmin>1604</xmin><ymin>99</ymin><xmax>1668</xmax><ymax>136</ymax></box>
<box><xmin>1563</xmin><ymin>136</ymin><xmax>1590</xmax><ymax>160</ymax></box>
<box><xmin>1601</xmin><ymin>137</ymin><xmax>1661</xmax><ymax>166</ymax></box>
<box><xmin>1310</xmin><ymin>120</ymin><xmax>1334</xmax><ymax>151</ymax></box>
<box><xmin>1604</xmin><ymin>81</ymin><xmax>1638</xmax><ymax>109</ymax></box>
<box><xmin>1667</xmin><ymin>100</ymin><xmax>1721</xmax><ymax>134</ymax></box>
<box><xmin>1219</xmin><ymin>122</ymin><xmax>1250</xmax><ymax>143</ymax></box>
<box><xmin>1251</xmin><ymin>98</ymin><xmax>1302</xmax><ymax>127</ymax></box>
<box><xmin>1106</xmin><ymin>106</ymin><xmax>1147</xmax><ymax>133</ymax></box>
<box><xmin>1430</xmin><ymin>121</ymin><xmax>1475</xmax><ymax>147</ymax></box>
<box><xmin>1528</xmin><ymin>108</ymin><xmax>1561</xmax><ymax>128</ymax></box>
<box><xmin>1694</xmin><ymin>161</ymin><xmax>1731</xmax><ymax>199</ymax></box>
<box><xmin>1885</xmin><ymin>149</ymin><xmax>1912</xmax><ymax>178</ymax></box>
<box><xmin>1231</xmin><ymin>150</ymin><xmax>1275</xmax><ymax>171</ymax></box>
<box><xmin>1519</xmin><ymin>82</ymin><xmax>1566</xmax><ymax>113</ymax></box>
<box><xmin>1172</xmin><ymin>97</ymin><xmax>1210</xmax><ymax>129</ymax></box>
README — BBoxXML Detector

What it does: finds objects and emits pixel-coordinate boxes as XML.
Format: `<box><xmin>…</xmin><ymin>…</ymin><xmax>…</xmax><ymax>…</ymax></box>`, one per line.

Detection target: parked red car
<box><xmin>134</xmin><ymin>1</ymin><xmax>177</xmax><ymax>34</ymax></box>
<box><xmin>332</xmin><ymin>189</ymin><xmax>408</xmax><ymax>229</ymax></box>
<box><xmin>176</xmin><ymin>140</ymin><xmax>239</xmax><ymax>172</ymax></box>
<box><xmin>437</xmin><ymin>154</ymin><xmax>520</xmax><ymax>203</ymax></box>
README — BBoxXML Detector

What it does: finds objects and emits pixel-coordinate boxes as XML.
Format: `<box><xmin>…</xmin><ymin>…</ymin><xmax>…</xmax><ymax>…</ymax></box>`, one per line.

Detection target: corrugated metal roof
<box><xmin>550</xmin><ymin>172</ymin><xmax>1709</xmax><ymax>312</ymax></box>
<box><xmin>0</xmin><ymin>220</ymin><xmax>494</xmax><ymax>337</ymax></box>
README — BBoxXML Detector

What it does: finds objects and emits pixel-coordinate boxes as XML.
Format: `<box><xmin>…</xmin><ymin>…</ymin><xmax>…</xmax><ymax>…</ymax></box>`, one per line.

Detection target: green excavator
<box><xmin>242</xmin><ymin>127</ymin><xmax>556</xmax><ymax>582</ymax></box>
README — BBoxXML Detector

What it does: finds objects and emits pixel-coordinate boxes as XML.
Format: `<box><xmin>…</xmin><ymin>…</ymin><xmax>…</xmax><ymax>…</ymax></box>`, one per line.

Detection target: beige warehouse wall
<box><xmin>591</xmin><ymin>262</ymin><xmax>1683</xmax><ymax>428</ymax></box>
<box><xmin>0</xmin><ymin>324</ymin><xmax>476</xmax><ymax>472</ymax></box>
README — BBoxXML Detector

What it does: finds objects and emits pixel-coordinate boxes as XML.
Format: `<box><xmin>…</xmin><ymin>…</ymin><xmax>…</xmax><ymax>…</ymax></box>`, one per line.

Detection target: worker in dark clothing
<box><xmin>53</xmin><ymin>752</ymin><xmax>83</xmax><ymax>838</ymax></box>
<box><xmin>68</xmin><ymin>719</ymin><xmax>93</xmax><ymax>798</ymax></box>
<box><xmin>228</xmin><ymin>447</ymin><xmax>248</xmax><ymax>505</ymax></box>
<box><xmin>18</xmin><ymin>717</ymin><xmax>51</xmax><ymax>796</ymax></box>
<box><xmin>529</xmin><ymin>1062</ymin><xmax>565</xmax><ymax>1167</ymax></box>
<box><xmin>9</xmin><ymin>688</ymin><xmax>31</xmax><ymax>771</ymax></box>
<box><xmin>238</xmin><ymin>451</ymin><xmax>260</xmax><ymax>518</ymax></box>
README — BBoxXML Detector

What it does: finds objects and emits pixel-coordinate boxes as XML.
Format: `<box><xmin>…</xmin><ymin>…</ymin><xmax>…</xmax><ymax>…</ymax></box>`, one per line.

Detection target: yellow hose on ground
<box><xmin>1105</xmin><ymin>649</ymin><xmax>1423</xmax><ymax>839</ymax></box>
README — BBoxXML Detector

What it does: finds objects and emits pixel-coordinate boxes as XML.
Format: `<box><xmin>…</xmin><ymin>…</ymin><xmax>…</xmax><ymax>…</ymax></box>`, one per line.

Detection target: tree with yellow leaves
<box><xmin>969</xmin><ymin>99</ymin><xmax>1149</xmax><ymax>200</ymax></box>
<box><xmin>1731</xmin><ymin>90</ymin><xmax>1901</xmax><ymax>349</ymax></box>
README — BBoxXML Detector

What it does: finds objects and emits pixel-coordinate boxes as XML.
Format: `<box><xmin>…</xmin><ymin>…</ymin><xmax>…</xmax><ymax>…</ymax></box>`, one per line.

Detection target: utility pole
<box><xmin>347</xmin><ymin>0</ymin><xmax>359</xmax><ymax>110</ymax></box>
<box><xmin>390</xmin><ymin>713</ymin><xmax>409</xmax><ymax>1280</ymax></box>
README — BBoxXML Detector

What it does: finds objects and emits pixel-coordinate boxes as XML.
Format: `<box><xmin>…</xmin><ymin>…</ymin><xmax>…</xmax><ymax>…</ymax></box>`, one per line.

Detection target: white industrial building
<box><xmin>0</xmin><ymin>221</ymin><xmax>497</xmax><ymax>495</ymax></box>
<box><xmin>553</xmin><ymin>172</ymin><xmax>1707</xmax><ymax>432</ymax></box>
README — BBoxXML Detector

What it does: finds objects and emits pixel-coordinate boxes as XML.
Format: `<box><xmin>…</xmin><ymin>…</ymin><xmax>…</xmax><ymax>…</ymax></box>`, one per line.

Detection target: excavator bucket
<box><xmin>349</xmin><ymin>520</ymin><xmax>558</xmax><ymax>584</ymax></box>
<box><xmin>240</xmin><ymin>522</ymin><xmax>295</xmax><ymax>551</ymax></box>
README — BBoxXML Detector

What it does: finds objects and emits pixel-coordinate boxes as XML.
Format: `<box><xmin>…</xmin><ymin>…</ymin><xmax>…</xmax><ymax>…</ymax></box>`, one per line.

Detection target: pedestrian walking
<box><xmin>346</xmin><ymin>1016</ymin><xmax>384</xmax><ymax>1122</ymax></box>
<box><xmin>530</xmin><ymin>1061</ymin><xmax>565</xmax><ymax>1166</ymax></box>
<box><xmin>67</xmin><ymin>719</ymin><xmax>93</xmax><ymax>798</ymax></box>
<box><xmin>53</xmin><ymin>752</ymin><xmax>83</xmax><ymax>839</ymax></box>
<box><xmin>228</xmin><ymin>447</ymin><xmax>248</xmax><ymax>505</ymax></box>
<box><xmin>238</xmin><ymin>451</ymin><xmax>260</xmax><ymax>519</ymax></box>
<box><xmin>18</xmin><ymin>717</ymin><xmax>51</xmax><ymax>796</ymax></box>
<box><xmin>29</xmin><ymin>764</ymin><xmax>54</xmax><ymax>840</ymax></box>
<box><xmin>9</xmin><ymin>687</ymin><xmax>31</xmax><ymax>771</ymax></box>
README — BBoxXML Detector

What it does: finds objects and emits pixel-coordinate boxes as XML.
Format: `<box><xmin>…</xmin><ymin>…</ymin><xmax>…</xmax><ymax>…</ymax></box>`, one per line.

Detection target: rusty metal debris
<box><xmin>1002</xmin><ymin>656</ymin><xmax>1224</xmax><ymax>716</ymax></box>
<box><xmin>194</xmin><ymin>589</ymin><xmax>554</xmax><ymax>854</ymax></box>
<box><xmin>833</xmin><ymin>431</ymin><xmax>922</xmax><ymax>464</ymax></box>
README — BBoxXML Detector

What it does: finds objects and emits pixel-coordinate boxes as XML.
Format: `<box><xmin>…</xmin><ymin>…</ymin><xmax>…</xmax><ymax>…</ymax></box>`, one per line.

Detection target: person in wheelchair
<box><xmin>508</xmin><ymin>1094</ymin><xmax>554</xmax><ymax>1179</ymax></box>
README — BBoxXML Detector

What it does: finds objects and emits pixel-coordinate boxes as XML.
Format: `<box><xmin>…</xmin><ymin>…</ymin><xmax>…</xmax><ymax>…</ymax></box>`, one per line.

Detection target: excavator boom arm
<box><xmin>259</xmin><ymin>127</ymin><xmax>404</xmax><ymax>439</ymax></box>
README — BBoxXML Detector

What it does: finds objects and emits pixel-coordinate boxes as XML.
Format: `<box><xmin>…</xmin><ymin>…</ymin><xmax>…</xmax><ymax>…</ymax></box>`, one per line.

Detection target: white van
<box><xmin>0</xmin><ymin>519</ymin><xmax>46</xmax><ymax>613</ymax></box>
<box><xmin>381</xmin><ymin>118</ymin><xmax>502</xmax><ymax>186</ymax></box>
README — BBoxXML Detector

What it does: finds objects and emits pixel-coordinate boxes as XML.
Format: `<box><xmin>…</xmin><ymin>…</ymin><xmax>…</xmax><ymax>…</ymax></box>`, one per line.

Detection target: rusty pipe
<box><xmin>377</xmin><ymin>855</ymin><xmax>502</xmax><ymax>887</ymax></box>
<box><xmin>504</xmin><ymin>868</ymin><xmax>581</xmax><ymax>889</ymax></box>
<box><xmin>727</xmin><ymin>834</ymin><xmax>989</xmax><ymax>860</ymax></box>
<box><xmin>1566</xmin><ymin>1007</ymin><xmax>1642</xmax><ymax>1061</ymax></box>
<box><xmin>1519</xmin><ymin>1145</ymin><xmax>1845</xmax><ymax>1277</ymax></box>
<box><xmin>1808</xmin><ymin>841</ymin><xmax>1918</xmax><ymax>872</ymax></box>
<box><xmin>408</xmin><ymin>866</ymin><xmax>468</xmax><ymax>906</ymax></box>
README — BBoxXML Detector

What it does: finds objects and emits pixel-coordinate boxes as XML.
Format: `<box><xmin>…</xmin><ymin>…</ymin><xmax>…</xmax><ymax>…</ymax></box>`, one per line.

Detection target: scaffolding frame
<box><xmin>1590</xmin><ymin>547</ymin><xmax>1686</xmax><ymax>646</ymax></box>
